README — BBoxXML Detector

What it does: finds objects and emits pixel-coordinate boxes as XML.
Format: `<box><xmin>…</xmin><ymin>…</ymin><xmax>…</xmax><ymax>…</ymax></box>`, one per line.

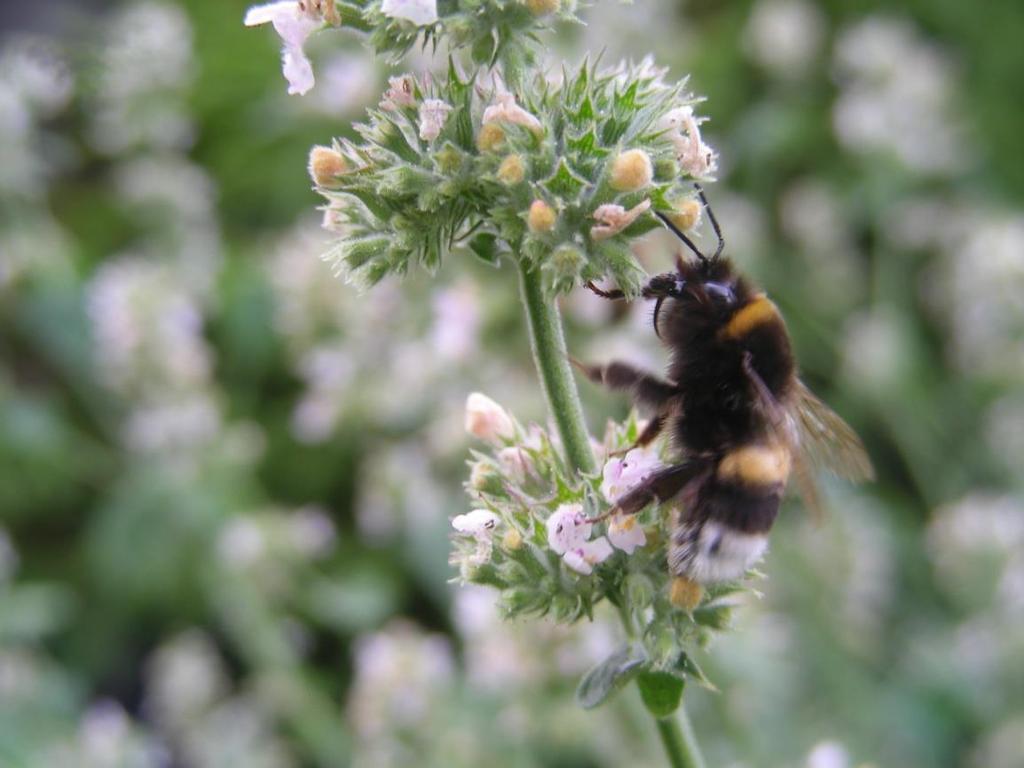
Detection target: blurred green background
<box><xmin>1</xmin><ymin>0</ymin><xmax>1023</xmax><ymax>766</ymax></box>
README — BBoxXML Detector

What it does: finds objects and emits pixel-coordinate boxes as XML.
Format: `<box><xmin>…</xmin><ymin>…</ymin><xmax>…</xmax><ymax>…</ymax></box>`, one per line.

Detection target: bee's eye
<box><xmin>705</xmin><ymin>281</ymin><xmax>735</xmax><ymax>304</ymax></box>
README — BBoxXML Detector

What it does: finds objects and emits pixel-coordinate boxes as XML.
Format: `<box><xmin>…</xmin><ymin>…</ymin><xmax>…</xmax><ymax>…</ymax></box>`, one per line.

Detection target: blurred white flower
<box><xmin>601</xmin><ymin>446</ymin><xmax>662</xmax><ymax>503</ymax></box>
<box><xmin>245</xmin><ymin>1</ymin><xmax>323</xmax><ymax>95</ymax></box>
<box><xmin>90</xmin><ymin>2</ymin><xmax>195</xmax><ymax>153</ymax></box>
<box><xmin>832</xmin><ymin>17</ymin><xmax>967</xmax><ymax>174</ymax></box>
<box><xmin>497</xmin><ymin>446</ymin><xmax>533</xmax><ymax>483</ymax></box>
<box><xmin>590</xmin><ymin>199</ymin><xmax>651</xmax><ymax>241</ymax></box>
<box><xmin>218</xmin><ymin>517</ymin><xmax>267</xmax><ymax>568</ymax></box>
<box><xmin>482</xmin><ymin>91</ymin><xmax>544</xmax><ymax>134</ymax></box>
<box><xmin>806</xmin><ymin>740</ymin><xmax>851</xmax><ymax>768</ymax></box>
<box><xmin>145</xmin><ymin>630</ymin><xmax>228</xmax><ymax>729</ymax></box>
<box><xmin>452</xmin><ymin>509</ymin><xmax>500</xmax><ymax>565</ymax></box>
<box><xmin>546</xmin><ymin>504</ymin><xmax>612</xmax><ymax>575</ymax></box>
<box><xmin>658</xmin><ymin>106</ymin><xmax>717</xmax><ymax>179</ymax></box>
<box><xmin>418</xmin><ymin>98</ymin><xmax>452</xmax><ymax>141</ymax></box>
<box><xmin>452</xmin><ymin>509</ymin><xmax>500</xmax><ymax>536</ymax></box>
<box><xmin>287</xmin><ymin>506</ymin><xmax>337</xmax><ymax>558</ymax></box>
<box><xmin>465</xmin><ymin>392</ymin><xmax>515</xmax><ymax>444</ymax></box>
<box><xmin>743</xmin><ymin>0</ymin><xmax>825</xmax><ymax>79</ymax></box>
<box><xmin>380</xmin><ymin>74</ymin><xmax>417</xmax><ymax>110</ymax></box>
<box><xmin>607</xmin><ymin>514</ymin><xmax>645</xmax><ymax>554</ymax></box>
<box><xmin>349</xmin><ymin>621</ymin><xmax>454</xmax><ymax>742</ymax></box>
<box><xmin>381</xmin><ymin>0</ymin><xmax>439</xmax><ymax>25</ymax></box>
<box><xmin>430</xmin><ymin>282</ymin><xmax>480</xmax><ymax>361</ymax></box>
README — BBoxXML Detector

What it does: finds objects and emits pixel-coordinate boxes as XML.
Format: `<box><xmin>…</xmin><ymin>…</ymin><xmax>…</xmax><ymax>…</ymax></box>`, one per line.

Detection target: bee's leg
<box><xmin>570</xmin><ymin>359</ymin><xmax>678</xmax><ymax>411</ymax></box>
<box><xmin>585</xmin><ymin>281</ymin><xmax>626</xmax><ymax>300</ymax></box>
<box><xmin>591</xmin><ymin>460</ymin><xmax>707</xmax><ymax>522</ymax></box>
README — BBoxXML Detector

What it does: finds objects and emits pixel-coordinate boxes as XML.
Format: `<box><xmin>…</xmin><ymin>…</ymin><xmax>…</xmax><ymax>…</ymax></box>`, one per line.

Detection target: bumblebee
<box><xmin>577</xmin><ymin>186</ymin><xmax>873</xmax><ymax>607</ymax></box>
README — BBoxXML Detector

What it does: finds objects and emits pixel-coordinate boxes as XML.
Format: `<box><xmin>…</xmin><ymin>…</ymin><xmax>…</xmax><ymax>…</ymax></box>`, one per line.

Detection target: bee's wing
<box><xmin>741</xmin><ymin>356</ymin><xmax>872</xmax><ymax>524</ymax></box>
<box><xmin>739</xmin><ymin>354</ymin><xmax>827</xmax><ymax>523</ymax></box>
<box><xmin>791</xmin><ymin>379</ymin><xmax>875</xmax><ymax>483</ymax></box>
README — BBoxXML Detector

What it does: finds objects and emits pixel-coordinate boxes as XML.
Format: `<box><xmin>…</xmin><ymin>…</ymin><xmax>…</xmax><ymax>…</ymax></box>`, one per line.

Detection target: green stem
<box><xmin>655</xmin><ymin>711</ymin><xmax>706</xmax><ymax>768</ymax></box>
<box><xmin>517</xmin><ymin>264</ymin><xmax>706</xmax><ymax>768</ymax></box>
<box><xmin>517</xmin><ymin>263</ymin><xmax>597</xmax><ymax>475</ymax></box>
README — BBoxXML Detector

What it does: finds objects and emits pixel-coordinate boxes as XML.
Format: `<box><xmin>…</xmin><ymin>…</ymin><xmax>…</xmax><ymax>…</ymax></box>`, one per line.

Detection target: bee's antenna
<box><xmin>654</xmin><ymin>211</ymin><xmax>708</xmax><ymax>265</ymax></box>
<box><xmin>693</xmin><ymin>183</ymin><xmax>724</xmax><ymax>259</ymax></box>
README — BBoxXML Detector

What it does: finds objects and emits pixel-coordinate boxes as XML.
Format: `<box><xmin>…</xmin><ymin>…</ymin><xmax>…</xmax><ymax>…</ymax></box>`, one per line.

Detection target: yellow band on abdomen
<box><xmin>717</xmin><ymin>443</ymin><xmax>792</xmax><ymax>486</ymax></box>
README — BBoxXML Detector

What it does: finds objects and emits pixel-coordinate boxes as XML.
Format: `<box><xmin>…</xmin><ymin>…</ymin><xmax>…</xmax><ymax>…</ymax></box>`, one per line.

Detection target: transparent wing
<box><xmin>791</xmin><ymin>380</ymin><xmax>875</xmax><ymax>483</ymax></box>
<box><xmin>739</xmin><ymin>355</ymin><xmax>827</xmax><ymax>523</ymax></box>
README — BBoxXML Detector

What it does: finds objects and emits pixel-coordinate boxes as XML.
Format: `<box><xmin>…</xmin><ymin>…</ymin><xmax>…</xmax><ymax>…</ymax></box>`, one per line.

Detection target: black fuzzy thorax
<box><xmin>657</xmin><ymin>258</ymin><xmax>796</xmax><ymax>456</ymax></box>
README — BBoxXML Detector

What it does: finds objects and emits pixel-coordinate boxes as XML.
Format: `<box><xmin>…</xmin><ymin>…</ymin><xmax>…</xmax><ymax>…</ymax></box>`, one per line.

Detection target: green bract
<box><xmin>316</xmin><ymin>59</ymin><xmax>708</xmax><ymax>297</ymax></box>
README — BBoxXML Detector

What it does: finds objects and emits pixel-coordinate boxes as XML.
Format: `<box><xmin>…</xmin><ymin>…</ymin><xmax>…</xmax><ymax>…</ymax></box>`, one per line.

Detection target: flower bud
<box><xmin>669</xmin><ymin>576</ymin><xmax>703</xmax><ymax>611</ymax></box>
<box><xmin>497</xmin><ymin>154</ymin><xmax>526</xmax><ymax>184</ymax></box>
<box><xmin>525</xmin><ymin>0</ymin><xmax>560</xmax><ymax>15</ymax></box>
<box><xmin>609</xmin><ymin>148</ymin><xmax>653</xmax><ymax>192</ymax></box>
<box><xmin>527</xmin><ymin>200</ymin><xmax>557</xmax><ymax>233</ymax></box>
<box><xmin>502</xmin><ymin>528</ymin><xmax>523</xmax><ymax>550</ymax></box>
<box><xmin>667</xmin><ymin>198</ymin><xmax>702</xmax><ymax>232</ymax></box>
<box><xmin>465</xmin><ymin>392</ymin><xmax>515</xmax><ymax>444</ymax></box>
<box><xmin>308</xmin><ymin>145</ymin><xmax>347</xmax><ymax>187</ymax></box>
<box><xmin>498</xmin><ymin>446</ymin><xmax>532</xmax><ymax>482</ymax></box>
<box><xmin>476</xmin><ymin>123</ymin><xmax>506</xmax><ymax>152</ymax></box>
<box><xmin>469</xmin><ymin>458</ymin><xmax>504</xmax><ymax>493</ymax></box>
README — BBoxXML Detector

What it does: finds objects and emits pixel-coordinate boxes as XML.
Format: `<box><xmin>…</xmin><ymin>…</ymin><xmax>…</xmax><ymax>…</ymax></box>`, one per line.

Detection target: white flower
<box><xmin>381</xmin><ymin>0</ymin><xmax>439</xmax><ymax>25</ymax></box>
<box><xmin>658</xmin><ymin>106</ymin><xmax>717</xmax><ymax>178</ymax></box>
<box><xmin>546</xmin><ymin>504</ymin><xmax>613</xmax><ymax>575</ymax></box>
<box><xmin>244</xmin><ymin>1</ymin><xmax>325</xmax><ymax>95</ymax></box>
<box><xmin>482</xmin><ymin>91</ymin><xmax>544</xmax><ymax>135</ymax></box>
<box><xmin>590</xmin><ymin>199</ymin><xmax>651</xmax><ymax>241</ymax></box>
<box><xmin>601</xmin><ymin>446</ymin><xmax>663</xmax><ymax>502</ymax></box>
<box><xmin>452</xmin><ymin>509</ymin><xmax>500</xmax><ymax>565</ymax></box>
<box><xmin>464</xmin><ymin>392</ymin><xmax>515</xmax><ymax>444</ymax></box>
<box><xmin>607</xmin><ymin>514</ymin><xmax>646</xmax><ymax>554</ymax></box>
<box><xmin>562</xmin><ymin>538</ymin><xmax>614</xmax><ymax>575</ymax></box>
<box><xmin>418</xmin><ymin>98</ymin><xmax>452</xmax><ymax>141</ymax></box>
<box><xmin>547</xmin><ymin>504</ymin><xmax>591</xmax><ymax>552</ymax></box>
<box><xmin>380</xmin><ymin>74</ymin><xmax>417</xmax><ymax>110</ymax></box>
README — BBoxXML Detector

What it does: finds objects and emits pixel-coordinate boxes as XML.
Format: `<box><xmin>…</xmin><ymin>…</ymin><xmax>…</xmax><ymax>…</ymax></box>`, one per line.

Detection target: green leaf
<box><xmin>540</xmin><ymin>157</ymin><xmax>591</xmax><ymax>198</ymax></box>
<box><xmin>636</xmin><ymin>671</ymin><xmax>684</xmax><ymax>718</ymax></box>
<box><xmin>674</xmin><ymin>652</ymin><xmax>718</xmax><ymax>691</ymax></box>
<box><xmin>576</xmin><ymin>644</ymin><xmax>646</xmax><ymax>709</ymax></box>
<box><xmin>467</xmin><ymin>232</ymin><xmax>502</xmax><ymax>264</ymax></box>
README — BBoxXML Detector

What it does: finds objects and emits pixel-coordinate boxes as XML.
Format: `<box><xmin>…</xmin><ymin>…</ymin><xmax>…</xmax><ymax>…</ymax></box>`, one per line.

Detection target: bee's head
<box><xmin>642</xmin><ymin>256</ymin><xmax>755</xmax><ymax>339</ymax></box>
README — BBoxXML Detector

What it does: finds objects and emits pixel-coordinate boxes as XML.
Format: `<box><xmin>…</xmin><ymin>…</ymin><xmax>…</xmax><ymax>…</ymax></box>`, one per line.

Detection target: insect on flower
<box><xmin>576</xmin><ymin>186</ymin><xmax>874</xmax><ymax>608</ymax></box>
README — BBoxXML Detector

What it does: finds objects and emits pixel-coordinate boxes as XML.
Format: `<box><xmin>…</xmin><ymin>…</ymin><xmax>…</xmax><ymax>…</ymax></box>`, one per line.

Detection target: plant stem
<box><xmin>655</xmin><ymin>711</ymin><xmax>706</xmax><ymax>768</ymax></box>
<box><xmin>517</xmin><ymin>263</ymin><xmax>597</xmax><ymax>475</ymax></box>
<box><xmin>517</xmin><ymin>264</ymin><xmax>706</xmax><ymax>768</ymax></box>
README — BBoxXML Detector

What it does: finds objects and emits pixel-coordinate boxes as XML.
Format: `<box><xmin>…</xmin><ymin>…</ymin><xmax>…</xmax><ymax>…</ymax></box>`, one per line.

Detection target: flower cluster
<box><xmin>451</xmin><ymin>393</ymin><xmax>752</xmax><ymax>700</ymax></box>
<box><xmin>246</xmin><ymin>0</ymin><xmax>578</xmax><ymax>96</ymax></box>
<box><xmin>312</xmin><ymin>60</ymin><xmax>714</xmax><ymax>297</ymax></box>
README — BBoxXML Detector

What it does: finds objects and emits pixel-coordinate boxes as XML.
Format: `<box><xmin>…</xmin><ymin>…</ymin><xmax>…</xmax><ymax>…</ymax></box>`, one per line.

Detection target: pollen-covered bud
<box><xmin>527</xmin><ymin>200</ymin><xmax>557</xmax><ymax>233</ymax></box>
<box><xmin>308</xmin><ymin>145</ymin><xmax>347</xmax><ymax>187</ymax></box>
<box><xmin>502</xmin><ymin>528</ymin><xmax>523</xmax><ymax>550</ymax></box>
<box><xmin>497</xmin><ymin>154</ymin><xmax>526</xmax><ymax>184</ymax></box>
<box><xmin>609</xmin><ymin>148</ymin><xmax>653</xmax><ymax>192</ymax></box>
<box><xmin>525</xmin><ymin>0</ymin><xmax>560</xmax><ymax>15</ymax></box>
<box><xmin>465</xmin><ymin>392</ymin><xmax>515</xmax><ymax>444</ymax></box>
<box><xmin>667</xmin><ymin>198</ymin><xmax>702</xmax><ymax>231</ymax></box>
<box><xmin>476</xmin><ymin>123</ymin><xmax>506</xmax><ymax>152</ymax></box>
<box><xmin>670</xmin><ymin>575</ymin><xmax>703</xmax><ymax>611</ymax></box>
